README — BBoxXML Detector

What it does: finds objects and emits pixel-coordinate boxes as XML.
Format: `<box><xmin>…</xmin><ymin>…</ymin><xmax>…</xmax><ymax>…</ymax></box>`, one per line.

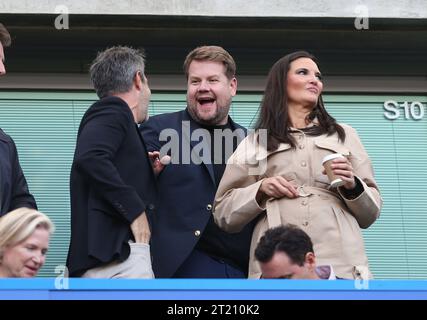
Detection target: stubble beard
<box><xmin>187</xmin><ymin>97</ymin><xmax>231</xmax><ymax>126</ymax></box>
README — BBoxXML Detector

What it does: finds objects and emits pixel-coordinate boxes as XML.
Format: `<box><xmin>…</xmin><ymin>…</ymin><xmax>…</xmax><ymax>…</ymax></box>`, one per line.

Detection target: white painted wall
<box><xmin>1</xmin><ymin>0</ymin><xmax>426</xmax><ymax>18</ymax></box>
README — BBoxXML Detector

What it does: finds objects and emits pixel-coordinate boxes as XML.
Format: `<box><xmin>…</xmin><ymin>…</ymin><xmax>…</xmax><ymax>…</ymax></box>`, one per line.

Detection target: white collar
<box><xmin>315</xmin><ymin>265</ymin><xmax>337</xmax><ymax>280</ymax></box>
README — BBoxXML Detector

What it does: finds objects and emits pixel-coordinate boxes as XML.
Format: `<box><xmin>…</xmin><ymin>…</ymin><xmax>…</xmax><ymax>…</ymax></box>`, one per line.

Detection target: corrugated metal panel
<box><xmin>0</xmin><ymin>98</ymin><xmax>86</xmax><ymax>277</ymax></box>
<box><xmin>323</xmin><ymin>95</ymin><xmax>427</xmax><ymax>279</ymax></box>
<box><xmin>0</xmin><ymin>92</ymin><xmax>426</xmax><ymax>279</ymax></box>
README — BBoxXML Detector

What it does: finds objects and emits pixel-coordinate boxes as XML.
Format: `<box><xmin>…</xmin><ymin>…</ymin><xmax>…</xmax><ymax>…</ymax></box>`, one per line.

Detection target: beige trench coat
<box><xmin>213</xmin><ymin>123</ymin><xmax>382</xmax><ymax>279</ymax></box>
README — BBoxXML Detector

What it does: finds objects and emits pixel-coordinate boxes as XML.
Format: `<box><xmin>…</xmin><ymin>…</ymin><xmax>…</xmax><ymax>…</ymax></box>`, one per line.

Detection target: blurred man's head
<box><xmin>255</xmin><ymin>225</ymin><xmax>319</xmax><ymax>279</ymax></box>
<box><xmin>0</xmin><ymin>23</ymin><xmax>12</xmax><ymax>76</ymax></box>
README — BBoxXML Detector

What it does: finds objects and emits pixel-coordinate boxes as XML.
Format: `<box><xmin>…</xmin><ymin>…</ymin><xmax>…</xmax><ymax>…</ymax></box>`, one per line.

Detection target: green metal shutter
<box><xmin>322</xmin><ymin>95</ymin><xmax>425</xmax><ymax>279</ymax></box>
<box><xmin>1</xmin><ymin>92</ymin><xmax>426</xmax><ymax>279</ymax></box>
<box><xmin>0</xmin><ymin>93</ymin><xmax>92</xmax><ymax>277</ymax></box>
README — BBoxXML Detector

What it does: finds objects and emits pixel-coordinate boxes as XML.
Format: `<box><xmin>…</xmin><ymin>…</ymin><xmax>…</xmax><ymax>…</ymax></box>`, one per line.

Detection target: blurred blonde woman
<box><xmin>0</xmin><ymin>208</ymin><xmax>53</xmax><ymax>277</ymax></box>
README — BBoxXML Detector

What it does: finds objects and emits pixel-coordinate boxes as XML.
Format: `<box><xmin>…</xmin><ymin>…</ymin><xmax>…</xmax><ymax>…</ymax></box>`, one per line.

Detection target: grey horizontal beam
<box><xmin>0</xmin><ymin>73</ymin><xmax>426</xmax><ymax>93</ymax></box>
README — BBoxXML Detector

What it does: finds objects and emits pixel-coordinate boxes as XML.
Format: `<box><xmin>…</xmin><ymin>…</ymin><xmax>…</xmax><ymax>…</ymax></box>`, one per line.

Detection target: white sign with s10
<box><xmin>384</xmin><ymin>101</ymin><xmax>425</xmax><ymax>120</ymax></box>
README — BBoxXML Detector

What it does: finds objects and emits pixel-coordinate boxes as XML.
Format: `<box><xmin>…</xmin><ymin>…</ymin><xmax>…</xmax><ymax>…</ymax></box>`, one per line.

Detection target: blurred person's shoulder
<box><xmin>142</xmin><ymin>110</ymin><xmax>187</xmax><ymax>130</ymax></box>
<box><xmin>0</xmin><ymin>128</ymin><xmax>13</xmax><ymax>144</ymax></box>
<box><xmin>148</xmin><ymin>110</ymin><xmax>185</xmax><ymax>123</ymax></box>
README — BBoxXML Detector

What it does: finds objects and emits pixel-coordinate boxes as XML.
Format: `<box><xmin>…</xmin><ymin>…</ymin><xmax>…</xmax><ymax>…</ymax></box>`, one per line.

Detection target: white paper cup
<box><xmin>322</xmin><ymin>153</ymin><xmax>345</xmax><ymax>188</ymax></box>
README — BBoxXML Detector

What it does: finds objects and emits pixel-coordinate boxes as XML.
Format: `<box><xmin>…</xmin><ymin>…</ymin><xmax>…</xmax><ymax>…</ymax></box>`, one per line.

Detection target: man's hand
<box><xmin>130</xmin><ymin>212</ymin><xmax>151</xmax><ymax>244</ymax></box>
<box><xmin>148</xmin><ymin>151</ymin><xmax>170</xmax><ymax>176</ymax></box>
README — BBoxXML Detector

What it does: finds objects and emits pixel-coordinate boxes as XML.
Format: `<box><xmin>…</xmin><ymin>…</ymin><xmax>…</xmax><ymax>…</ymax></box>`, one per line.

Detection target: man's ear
<box><xmin>305</xmin><ymin>252</ymin><xmax>316</xmax><ymax>268</ymax></box>
<box><xmin>230</xmin><ymin>77</ymin><xmax>237</xmax><ymax>96</ymax></box>
<box><xmin>134</xmin><ymin>71</ymin><xmax>143</xmax><ymax>90</ymax></box>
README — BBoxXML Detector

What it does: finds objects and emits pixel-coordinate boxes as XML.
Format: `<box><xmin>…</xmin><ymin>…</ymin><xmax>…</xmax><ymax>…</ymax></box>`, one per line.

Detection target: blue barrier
<box><xmin>1</xmin><ymin>279</ymin><xmax>427</xmax><ymax>300</ymax></box>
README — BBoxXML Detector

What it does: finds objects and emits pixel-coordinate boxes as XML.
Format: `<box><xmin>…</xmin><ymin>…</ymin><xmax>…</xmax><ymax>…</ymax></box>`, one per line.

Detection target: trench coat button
<box><xmin>206</xmin><ymin>204</ymin><xmax>213</xmax><ymax>211</ymax></box>
<box><xmin>148</xmin><ymin>204</ymin><xmax>155</xmax><ymax>210</ymax></box>
<box><xmin>302</xmin><ymin>221</ymin><xmax>309</xmax><ymax>227</ymax></box>
<box><xmin>194</xmin><ymin>230</ymin><xmax>201</xmax><ymax>237</ymax></box>
<box><xmin>301</xmin><ymin>161</ymin><xmax>307</xmax><ymax>167</ymax></box>
<box><xmin>302</xmin><ymin>199</ymin><xmax>308</xmax><ymax>206</ymax></box>
<box><xmin>299</xmin><ymin>144</ymin><xmax>305</xmax><ymax>149</ymax></box>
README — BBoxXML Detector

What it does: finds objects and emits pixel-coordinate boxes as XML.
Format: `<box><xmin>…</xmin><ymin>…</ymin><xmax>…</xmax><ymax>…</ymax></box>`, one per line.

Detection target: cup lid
<box><xmin>322</xmin><ymin>153</ymin><xmax>344</xmax><ymax>164</ymax></box>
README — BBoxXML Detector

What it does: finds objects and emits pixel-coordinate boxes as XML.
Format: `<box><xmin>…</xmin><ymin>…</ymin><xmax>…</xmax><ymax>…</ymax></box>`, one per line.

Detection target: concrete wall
<box><xmin>1</xmin><ymin>0</ymin><xmax>426</xmax><ymax>18</ymax></box>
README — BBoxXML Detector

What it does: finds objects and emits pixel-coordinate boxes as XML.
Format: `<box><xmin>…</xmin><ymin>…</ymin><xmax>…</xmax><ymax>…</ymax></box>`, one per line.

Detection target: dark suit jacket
<box><xmin>66</xmin><ymin>96</ymin><xmax>157</xmax><ymax>277</ymax></box>
<box><xmin>140</xmin><ymin>109</ymin><xmax>254</xmax><ymax>278</ymax></box>
<box><xmin>0</xmin><ymin>129</ymin><xmax>37</xmax><ymax>216</ymax></box>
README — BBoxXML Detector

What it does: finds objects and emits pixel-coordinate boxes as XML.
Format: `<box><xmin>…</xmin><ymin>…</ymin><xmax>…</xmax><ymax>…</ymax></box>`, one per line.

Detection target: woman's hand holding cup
<box><xmin>322</xmin><ymin>153</ymin><xmax>356</xmax><ymax>190</ymax></box>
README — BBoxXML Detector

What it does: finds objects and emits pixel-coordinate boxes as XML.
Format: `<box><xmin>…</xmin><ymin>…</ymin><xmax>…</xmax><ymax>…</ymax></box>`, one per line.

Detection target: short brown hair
<box><xmin>0</xmin><ymin>23</ymin><xmax>11</xmax><ymax>47</ymax></box>
<box><xmin>255</xmin><ymin>224</ymin><xmax>314</xmax><ymax>266</ymax></box>
<box><xmin>183</xmin><ymin>45</ymin><xmax>236</xmax><ymax>79</ymax></box>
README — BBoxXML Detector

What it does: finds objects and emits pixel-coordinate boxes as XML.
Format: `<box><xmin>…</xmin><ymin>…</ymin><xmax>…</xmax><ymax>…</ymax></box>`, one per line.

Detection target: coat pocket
<box><xmin>313</xmin><ymin>139</ymin><xmax>351</xmax><ymax>185</ymax></box>
<box><xmin>314</xmin><ymin>173</ymin><xmax>330</xmax><ymax>186</ymax></box>
<box><xmin>314</xmin><ymin>139</ymin><xmax>350</xmax><ymax>156</ymax></box>
<box><xmin>331</xmin><ymin>205</ymin><xmax>369</xmax><ymax>270</ymax></box>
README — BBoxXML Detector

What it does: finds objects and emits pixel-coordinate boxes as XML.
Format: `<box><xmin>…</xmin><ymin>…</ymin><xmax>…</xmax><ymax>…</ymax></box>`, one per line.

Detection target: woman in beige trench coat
<box><xmin>213</xmin><ymin>51</ymin><xmax>382</xmax><ymax>279</ymax></box>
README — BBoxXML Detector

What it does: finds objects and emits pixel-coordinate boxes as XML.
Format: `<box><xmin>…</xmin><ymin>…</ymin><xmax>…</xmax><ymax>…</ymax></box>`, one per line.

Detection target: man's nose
<box><xmin>198</xmin><ymin>80</ymin><xmax>210</xmax><ymax>91</ymax></box>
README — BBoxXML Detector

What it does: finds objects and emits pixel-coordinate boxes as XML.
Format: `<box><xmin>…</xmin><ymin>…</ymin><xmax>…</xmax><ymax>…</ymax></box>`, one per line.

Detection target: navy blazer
<box><xmin>0</xmin><ymin>129</ymin><xmax>37</xmax><ymax>216</ymax></box>
<box><xmin>140</xmin><ymin>109</ymin><xmax>254</xmax><ymax>278</ymax></box>
<box><xmin>66</xmin><ymin>97</ymin><xmax>157</xmax><ymax>277</ymax></box>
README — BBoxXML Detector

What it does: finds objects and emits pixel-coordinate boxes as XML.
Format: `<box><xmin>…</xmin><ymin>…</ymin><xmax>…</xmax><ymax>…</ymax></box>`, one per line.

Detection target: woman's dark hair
<box><xmin>255</xmin><ymin>51</ymin><xmax>345</xmax><ymax>151</ymax></box>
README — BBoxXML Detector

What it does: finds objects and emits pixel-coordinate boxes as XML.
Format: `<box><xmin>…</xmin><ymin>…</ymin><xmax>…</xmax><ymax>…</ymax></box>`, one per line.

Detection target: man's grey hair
<box><xmin>0</xmin><ymin>23</ymin><xmax>12</xmax><ymax>47</ymax></box>
<box><xmin>89</xmin><ymin>46</ymin><xmax>146</xmax><ymax>98</ymax></box>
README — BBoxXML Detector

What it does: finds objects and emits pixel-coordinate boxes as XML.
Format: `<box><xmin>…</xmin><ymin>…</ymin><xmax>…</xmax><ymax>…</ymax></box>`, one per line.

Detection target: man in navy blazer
<box><xmin>0</xmin><ymin>23</ymin><xmax>37</xmax><ymax>216</ymax></box>
<box><xmin>140</xmin><ymin>46</ymin><xmax>254</xmax><ymax>278</ymax></box>
<box><xmin>67</xmin><ymin>46</ymin><xmax>157</xmax><ymax>278</ymax></box>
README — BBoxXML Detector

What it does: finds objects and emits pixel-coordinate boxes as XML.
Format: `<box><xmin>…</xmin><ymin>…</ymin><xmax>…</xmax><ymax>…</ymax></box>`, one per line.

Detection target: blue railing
<box><xmin>1</xmin><ymin>279</ymin><xmax>427</xmax><ymax>300</ymax></box>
